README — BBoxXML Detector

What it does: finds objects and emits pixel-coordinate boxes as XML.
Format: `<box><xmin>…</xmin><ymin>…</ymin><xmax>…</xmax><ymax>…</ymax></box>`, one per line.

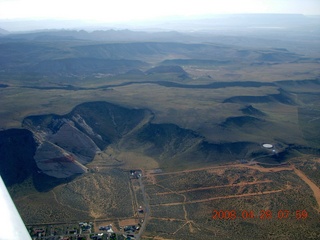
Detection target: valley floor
<box><xmin>20</xmin><ymin>157</ymin><xmax>320</xmax><ymax>240</ymax></box>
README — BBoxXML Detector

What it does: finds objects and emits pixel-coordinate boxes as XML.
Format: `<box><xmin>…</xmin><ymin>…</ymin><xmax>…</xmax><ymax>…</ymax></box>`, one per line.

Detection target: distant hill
<box><xmin>22</xmin><ymin>102</ymin><xmax>148</xmax><ymax>179</ymax></box>
<box><xmin>33</xmin><ymin>58</ymin><xmax>148</xmax><ymax>75</ymax></box>
<box><xmin>223</xmin><ymin>88</ymin><xmax>295</xmax><ymax>105</ymax></box>
<box><xmin>146</xmin><ymin>65</ymin><xmax>189</xmax><ymax>79</ymax></box>
<box><xmin>220</xmin><ymin>116</ymin><xmax>264</xmax><ymax>128</ymax></box>
<box><xmin>0</xmin><ymin>14</ymin><xmax>315</xmax><ymax>32</ymax></box>
<box><xmin>2</xmin><ymin>29</ymin><xmax>186</xmax><ymax>42</ymax></box>
<box><xmin>0</xmin><ymin>40</ymin><xmax>303</xmax><ymax>78</ymax></box>
<box><xmin>161</xmin><ymin>59</ymin><xmax>230</xmax><ymax>66</ymax></box>
<box><xmin>241</xmin><ymin>105</ymin><xmax>267</xmax><ymax>117</ymax></box>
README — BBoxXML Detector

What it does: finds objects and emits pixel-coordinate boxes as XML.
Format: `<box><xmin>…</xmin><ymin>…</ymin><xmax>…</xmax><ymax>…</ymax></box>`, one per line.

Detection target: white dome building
<box><xmin>262</xmin><ymin>143</ymin><xmax>273</xmax><ymax>149</ymax></box>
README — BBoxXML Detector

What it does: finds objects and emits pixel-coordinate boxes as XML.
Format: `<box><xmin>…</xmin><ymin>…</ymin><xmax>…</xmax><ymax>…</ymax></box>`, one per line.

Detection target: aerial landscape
<box><xmin>0</xmin><ymin>0</ymin><xmax>320</xmax><ymax>239</ymax></box>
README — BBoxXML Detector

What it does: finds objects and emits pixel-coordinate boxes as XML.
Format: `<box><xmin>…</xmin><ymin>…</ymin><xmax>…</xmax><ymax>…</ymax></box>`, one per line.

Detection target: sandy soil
<box><xmin>151</xmin><ymin>189</ymin><xmax>287</xmax><ymax>207</ymax></box>
<box><xmin>119</xmin><ymin>218</ymin><xmax>139</xmax><ymax>227</ymax></box>
<box><xmin>156</xmin><ymin>180</ymin><xmax>272</xmax><ymax>195</ymax></box>
<box><xmin>292</xmin><ymin>165</ymin><xmax>320</xmax><ymax>211</ymax></box>
<box><xmin>150</xmin><ymin>163</ymin><xmax>292</xmax><ymax>177</ymax></box>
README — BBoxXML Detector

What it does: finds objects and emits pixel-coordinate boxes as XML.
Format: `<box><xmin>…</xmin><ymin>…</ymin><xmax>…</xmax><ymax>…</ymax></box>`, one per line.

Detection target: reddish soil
<box><xmin>156</xmin><ymin>180</ymin><xmax>273</xmax><ymax>195</ymax></box>
<box><xmin>150</xmin><ymin>163</ymin><xmax>292</xmax><ymax>177</ymax></box>
<box><xmin>119</xmin><ymin>218</ymin><xmax>139</xmax><ymax>227</ymax></box>
<box><xmin>151</xmin><ymin>189</ymin><xmax>288</xmax><ymax>206</ymax></box>
<box><xmin>292</xmin><ymin>165</ymin><xmax>320</xmax><ymax>210</ymax></box>
<box><xmin>43</xmin><ymin>154</ymin><xmax>76</xmax><ymax>163</ymax></box>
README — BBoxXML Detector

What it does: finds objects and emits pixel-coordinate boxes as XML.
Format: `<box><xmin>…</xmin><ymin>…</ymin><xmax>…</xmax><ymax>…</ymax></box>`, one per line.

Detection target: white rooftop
<box><xmin>263</xmin><ymin>143</ymin><xmax>273</xmax><ymax>149</ymax></box>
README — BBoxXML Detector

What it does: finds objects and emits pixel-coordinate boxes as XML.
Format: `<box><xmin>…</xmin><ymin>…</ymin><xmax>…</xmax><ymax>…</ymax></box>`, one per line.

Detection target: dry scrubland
<box><xmin>8</xmin><ymin>157</ymin><xmax>320</xmax><ymax>239</ymax></box>
<box><xmin>0</xmin><ymin>81</ymin><xmax>314</xmax><ymax>146</ymax></box>
<box><xmin>10</xmin><ymin>169</ymin><xmax>135</xmax><ymax>224</ymax></box>
<box><xmin>0</xmin><ymin>32</ymin><xmax>319</xmax><ymax>240</ymax></box>
<box><xmin>143</xmin><ymin>161</ymin><xmax>320</xmax><ymax>240</ymax></box>
<box><xmin>184</xmin><ymin>62</ymin><xmax>320</xmax><ymax>82</ymax></box>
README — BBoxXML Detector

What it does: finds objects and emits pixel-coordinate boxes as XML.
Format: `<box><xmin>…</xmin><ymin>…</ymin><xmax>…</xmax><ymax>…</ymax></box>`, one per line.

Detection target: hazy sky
<box><xmin>0</xmin><ymin>0</ymin><xmax>319</xmax><ymax>22</ymax></box>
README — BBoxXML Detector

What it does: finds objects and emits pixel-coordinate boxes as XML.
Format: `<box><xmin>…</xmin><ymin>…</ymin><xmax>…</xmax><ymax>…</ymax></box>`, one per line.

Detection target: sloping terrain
<box><xmin>220</xmin><ymin>116</ymin><xmax>265</xmax><ymax>128</ymax></box>
<box><xmin>0</xmin><ymin>29</ymin><xmax>319</xmax><ymax>239</ymax></box>
<box><xmin>223</xmin><ymin>88</ymin><xmax>295</xmax><ymax>105</ymax></box>
<box><xmin>133</xmin><ymin>123</ymin><xmax>261</xmax><ymax>169</ymax></box>
<box><xmin>21</xmin><ymin>102</ymin><xmax>148</xmax><ymax>180</ymax></box>
<box><xmin>32</xmin><ymin>58</ymin><xmax>148</xmax><ymax>75</ymax></box>
<box><xmin>240</xmin><ymin>105</ymin><xmax>267</xmax><ymax>117</ymax></box>
<box><xmin>2</xmin><ymin>75</ymin><xmax>319</xmax><ymax>189</ymax></box>
<box><xmin>22</xmin><ymin>101</ymin><xmax>250</xmax><ymax>178</ymax></box>
<box><xmin>0</xmin><ymin>101</ymin><xmax>287</xmax><ymax>191</ymax></box>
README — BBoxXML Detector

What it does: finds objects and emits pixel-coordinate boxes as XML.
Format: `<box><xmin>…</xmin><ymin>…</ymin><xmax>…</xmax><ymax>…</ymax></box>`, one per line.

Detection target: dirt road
<box><xmin>149</xmin><ymin>163</ymin><xmax>292</xmax><ymax>178</ymax></box>
<box><xmin>292</xmin><ymin>165</ymin><xmax>320</xmax><ymax>211</ymax></box>
<box><xmin>135</xmin><ymin>177</ymin><xmax>150</xmax><ymax>240</ymax></box>
<box><xmin>156</xmin><ymin>180</ymin><xmax>273</xmax><ymax>195</ymax></box>
<box><xmin>151</xmin><ymin>189</ymin><xmax>287</xmax><ymax>207</ymax></box>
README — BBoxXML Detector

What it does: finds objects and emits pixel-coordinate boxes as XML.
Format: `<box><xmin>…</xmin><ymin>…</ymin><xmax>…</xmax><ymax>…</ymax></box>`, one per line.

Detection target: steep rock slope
<box><xmin>22</xmin><ymin>102</ymin><xmax>149</xmax><ymax>179</ymax></box>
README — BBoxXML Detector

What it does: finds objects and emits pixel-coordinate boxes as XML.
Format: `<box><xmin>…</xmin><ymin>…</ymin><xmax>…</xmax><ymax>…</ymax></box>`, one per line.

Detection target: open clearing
<box><xmin>119</xmin><ymin>218</ymin><xmax>139</xmax><ymax>227</ymax></box>
<box><xmin>11</xmin><ymin>159</ymin><xmax>320</xmax><ymax>239</ymax></box>
<box><xmin>143</xmin><ymin>161</ymin><xmax>320</xmax><ymax>239</ymax></box>
<box><xmin>156</xmin><ymin>180</ymin><xmax>273</xmax><ymax>195</ymax></box>
<box><xmin>151</xmin><ymin>189</ymin><xmax>289</xmax><ymax>207</ymax></box>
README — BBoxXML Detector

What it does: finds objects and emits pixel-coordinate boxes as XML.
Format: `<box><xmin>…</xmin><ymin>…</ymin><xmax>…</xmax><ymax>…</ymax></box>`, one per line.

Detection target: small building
<box><xmin>130</xmin><ymin>170</ymin><xmax>142</xmax><ymax>179</ymax></box>
<box><xmin>124</xmin><ymin>225</ymin><xmax>137</xmax><ymax>232</ymax></box>
<box><xmin>99</xmin><ymin>225</ymin><xmax>113</xmax><ymax>233</ymax></box>
<box><xmin>262</xmin><ymin>143</ymin><xmax>273</xmax><ymax>149</ymax></box>
<box><xmin>138</xmin><ymin>206</ymin><xmax>144</xmax><ymax>213</ymax></box>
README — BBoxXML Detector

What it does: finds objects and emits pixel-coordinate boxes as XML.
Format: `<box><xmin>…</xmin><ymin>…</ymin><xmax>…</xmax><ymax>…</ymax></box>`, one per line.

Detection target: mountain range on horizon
<box><xmin>0</xmin><ymin>13</ymin><xmax>319</xmax><ymax>32</ymax></box>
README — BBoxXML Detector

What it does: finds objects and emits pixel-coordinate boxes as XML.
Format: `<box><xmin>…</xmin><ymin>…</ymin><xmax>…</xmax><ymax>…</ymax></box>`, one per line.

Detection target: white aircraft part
<box><xmin>0</xmin><ymin>176</ymin><xmax>31</xmax><ymax>240</ymax></box>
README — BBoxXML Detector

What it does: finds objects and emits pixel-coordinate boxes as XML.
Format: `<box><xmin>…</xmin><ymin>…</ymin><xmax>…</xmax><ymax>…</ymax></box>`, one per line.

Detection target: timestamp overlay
<box><xmin>212</xmin><ymin>209</ymin><xmax>309</xmax><ymax>220</ymax></box>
